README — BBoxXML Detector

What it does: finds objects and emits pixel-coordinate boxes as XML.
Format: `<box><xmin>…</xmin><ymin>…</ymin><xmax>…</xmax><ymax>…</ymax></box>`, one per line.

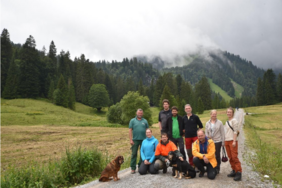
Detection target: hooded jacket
<box><xmin>140</xmin><ymin>136</ymin><xmax>159</xmax><ymax>163</ymax></box>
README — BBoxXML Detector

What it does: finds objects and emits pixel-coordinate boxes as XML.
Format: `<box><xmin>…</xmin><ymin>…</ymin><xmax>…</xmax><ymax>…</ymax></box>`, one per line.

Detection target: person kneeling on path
<box><xmin>154</xmin><ymin>132</ymin><xmax>184</xmax><ymax>173</ymax></box>
<box><xmin>139</xmin><ymin>129</ymin><xmax>159</xmax><ymax>175</ymax></box>
<box><xmin>192</xmin><ymin>130</ymin><xmax>217</xmax><ymax>180</ymax></box>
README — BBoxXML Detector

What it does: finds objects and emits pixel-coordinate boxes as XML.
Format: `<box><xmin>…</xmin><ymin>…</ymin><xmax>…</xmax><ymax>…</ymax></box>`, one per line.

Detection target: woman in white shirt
<box><xmin>225</xmin><ymin>107</ymin><xmax>242</xmax><ymax>181</ymax></box>
<box><xmin>206</xmin><ymin>109</ymin><xmax>225</xmax><ymax>174</ymax></box>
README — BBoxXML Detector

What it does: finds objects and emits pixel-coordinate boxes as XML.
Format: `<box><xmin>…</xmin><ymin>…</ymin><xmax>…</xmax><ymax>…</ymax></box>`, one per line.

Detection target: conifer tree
<box><xmin>1</xmin><ymin>29</ymin><xmax>13</xmax><ymax>94</ymax></box>
<box><xmin>277</xmin><ymin>74</ymin><xmax>282</xmax><ymax>102</ymax></box>
<box><xmin>48</xmin><ymin>80</ymin><xmax>55</xmax><ymax>101</ymax></box>
<box><xmin>198</xmin><ymin>97</ymin><xmax>204</xmax><ymax>114</ymax></box>
<box><xmin>154</xmin><ymin>75</ymin><xmax>164</xmax><ymax>107</ymax></box>
<box><xmin>2</xmin><ymin>59</ymin><xmax>19</xmax><ymax>99</ymax></box>
<box><xmin>180</xmin><ymin>82</ymin><xmax>192</xmax><ymax>104</ymax></box>
<box><xmin>256</xmin><ymin>77</ymin><xmax>264</xmax><ymax>106</ymax></box>
<box><xmin>18</xmin><ymin>35</ymin><xmax>40</xmax><ymax>98</ymax></box>
<box><xmin>159</xmin><ymin>84</ymin><xmax>176</xmax><ymax>109</ymax></box>
<box><xmin>138</xmin><ymin>79</ymin><xmax>144</xmax><ymax>96</ymax></box>
<box><xmin>176</xmin><ymin>74</ymin><xmax>183</xmax><ymax>96</ymax></box>
<box><xmin>264</xmin><ymin>78</ymin><xmax>275</xmax><ymax>105</ymax></box>
<box><xmin>195</xmin><ymin>76</ymin><xmax>212</xmax><ymax>110</ymax></box>
<box><xmin>68</xmin><ymin>82</ymin><xmax>76</xmax><ymax>110</ymax></box>
<box><xmin>54</xmin><ymin>74</ymin><xmax>68</xmax><ymax>108</ymax></box>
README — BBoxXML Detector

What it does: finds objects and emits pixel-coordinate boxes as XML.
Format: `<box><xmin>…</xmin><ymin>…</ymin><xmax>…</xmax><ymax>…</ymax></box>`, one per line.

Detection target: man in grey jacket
<box><xmin>205</xmin><ymin>110</ymin><xmax>225</xmax><ymax>173</ymax></box>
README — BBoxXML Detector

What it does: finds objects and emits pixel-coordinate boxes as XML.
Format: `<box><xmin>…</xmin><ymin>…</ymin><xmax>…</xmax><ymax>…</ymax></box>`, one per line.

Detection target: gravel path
<box><xmin>76</xmin><ymin>109</ymin><xmax>280</xmax><ymax>188</ymax></box>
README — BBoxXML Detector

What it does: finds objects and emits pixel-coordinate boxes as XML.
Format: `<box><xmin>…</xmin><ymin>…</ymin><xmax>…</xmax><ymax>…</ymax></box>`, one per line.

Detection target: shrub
<box><xmin>1</xmin><ymin>147</ymin><xmax>106</xmax><ymax>188</ymax></box>
<box><xmin>107</xmin><ymin>102</ymin><xmax>123</xmax><ymax>124</ymax></box>
<box><xmin>120</xmin><ymin>91</ymin><xmax>152</xmax><ymax>125</ymax></box>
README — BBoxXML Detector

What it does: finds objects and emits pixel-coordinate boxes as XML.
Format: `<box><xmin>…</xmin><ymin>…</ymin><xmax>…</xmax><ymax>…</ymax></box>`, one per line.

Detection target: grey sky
<box><xmin>1</xmin><ymin>0</ymin><xmax>282</xmax><ymax>69</ymax></box>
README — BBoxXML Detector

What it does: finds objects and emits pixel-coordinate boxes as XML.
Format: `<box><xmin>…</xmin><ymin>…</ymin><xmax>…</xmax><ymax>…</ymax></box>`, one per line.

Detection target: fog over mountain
<box><xmin>2</xmin><ymin>0</ymin><xmax>282</xmax><ymax>69</ymax></box>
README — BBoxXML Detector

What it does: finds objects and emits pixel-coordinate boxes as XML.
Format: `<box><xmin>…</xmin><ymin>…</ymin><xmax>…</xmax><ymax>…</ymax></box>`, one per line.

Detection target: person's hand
<box><xmin>130</xmin><ymin>140</ymin><xmax>134</xmax><ymax>145</ymax></box>
<box><xmin>222</xmin><ymin>142</ymin><xmax>225</xmax><ymax>147</ymax></box>
<box><xmin>165</xmin><ymin>159</ymin><xmax>168</xmax><ymax>162</ymax></box>
<box><xmin>203</xmin><ymin>156</ymin><xmax>209</xmax><ymax>164</ymax></box>
<box><xmin>232</xmin><ymin>141</ymin><xmax>236</xmax><ymax>148</ymax></box>
<box><xmin>179</xmin><ymin>157</ymin><xmax>184</xmax><ymax>161</ymax></box>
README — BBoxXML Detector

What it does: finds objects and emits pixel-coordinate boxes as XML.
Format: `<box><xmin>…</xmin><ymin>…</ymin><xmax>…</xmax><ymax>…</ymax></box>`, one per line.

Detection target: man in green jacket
<box><xmin>129</xmin><ymin>108</ymin><xmax>149</xmax><ymax>174</ymax></box>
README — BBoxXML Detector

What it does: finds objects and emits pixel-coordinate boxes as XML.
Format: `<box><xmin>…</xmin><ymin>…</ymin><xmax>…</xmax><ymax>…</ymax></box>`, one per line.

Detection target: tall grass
<box><xmin>1</xmin><ymin>147</ymin><xmax>112</xmax><ymax>188</ymax></box>
<box><xmin>245</xmin><ymin>119</ymin><xmax>282</xmax><ymax>185</ymax></box>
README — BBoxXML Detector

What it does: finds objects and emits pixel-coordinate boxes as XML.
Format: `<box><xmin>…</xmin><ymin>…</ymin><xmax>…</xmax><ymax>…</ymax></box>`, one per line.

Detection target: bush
<box><xmin>107</xmin><ymin>102</ymin><xmax>123</xmax><ymax>124</ymax></box>
<box><xmin>1</xmin><ymin>147</ymin><xmax>106</xmax><ymax>188</ymax></box>
<box><xmin>61</xmin><ymin>146</ymin><xmax>104</xmax><ymax>185</ymax></box>
<box><xmin>88</xmin><ymin>84</ymin><xmax>110</xmax><ymax>111</ymax></box>
<box><xmin>120</xmin><ymin>91</ymin><xmax>152</xmax><ymax>125</ymax></box>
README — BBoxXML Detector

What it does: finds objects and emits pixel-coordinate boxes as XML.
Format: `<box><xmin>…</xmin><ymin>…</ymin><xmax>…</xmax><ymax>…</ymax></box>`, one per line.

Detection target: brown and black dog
<box><xmin>99</xmin><ymin>155</ymin><xmax>124</xmax><ymax>182</ymax></box>
<box><xmin>168</xmin><ymin>151</ymin><xmax>196</xmax><ymax>180</ymax></box>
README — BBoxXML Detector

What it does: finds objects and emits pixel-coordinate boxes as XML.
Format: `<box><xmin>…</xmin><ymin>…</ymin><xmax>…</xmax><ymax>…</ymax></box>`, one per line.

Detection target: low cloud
<box><xmin>1</xmin><ymin>0</ymin><xmax>282</xmax><ymax>69</ymax></box>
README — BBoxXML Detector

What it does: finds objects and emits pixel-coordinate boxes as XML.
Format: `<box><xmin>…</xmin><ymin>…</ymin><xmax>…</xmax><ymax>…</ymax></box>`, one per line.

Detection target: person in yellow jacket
<box><xmin>192</xmin><ymin>129</ymin><xmax>217</xmax><ymax>179</ymax></box>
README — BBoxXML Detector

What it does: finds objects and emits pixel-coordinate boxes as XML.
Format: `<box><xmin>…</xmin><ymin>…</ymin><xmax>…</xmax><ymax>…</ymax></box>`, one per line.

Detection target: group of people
<box><xmin>128</xmin><ymin>99</ymin><xmax>242</xmax><ymax>181</ymax></box>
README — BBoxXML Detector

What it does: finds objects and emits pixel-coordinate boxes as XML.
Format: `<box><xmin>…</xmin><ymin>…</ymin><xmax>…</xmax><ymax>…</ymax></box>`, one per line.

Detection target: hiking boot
<box><xmin>234</xmin><ymin>172</ymin><xmax>242</xmax><ymax>181</ymax></box>
<box><xmin>163</xmin><ymin>167</ymin><xmax>167</xmax><ymax>174</ymax></box>
<box><xmin>227</xmin><ymin>170</ymin><xmax>236</xmax><ymax>177</ymax></box>
<box><xmin>199</xmin><ymin>171</ymin><xmax>205</xmax><ymax>177</ymax></box>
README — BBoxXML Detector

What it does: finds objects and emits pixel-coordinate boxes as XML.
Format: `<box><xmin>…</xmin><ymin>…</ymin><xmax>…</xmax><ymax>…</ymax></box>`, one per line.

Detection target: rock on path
<box><xmin>76</xmin><ymin>109</ymin><xmax>279</xmax><ymax>188</ymax></box>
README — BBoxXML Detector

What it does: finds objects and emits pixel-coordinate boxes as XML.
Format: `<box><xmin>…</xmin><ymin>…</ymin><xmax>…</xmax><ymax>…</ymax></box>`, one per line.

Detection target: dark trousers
<box><xmin>193</xmin><ymin>157</ymin><xmax>217</xmax><ymax>180</ymax></box>
<box><xmin>215</xmin><ymin>142</ymin><xmax>222</xmax><ymax>171</ymax></box>
<box><xmin>170</xmin><ymin>137</ymin><xmax>186</xmax><ymax>161</ymax></box>
<box><xmin>138</xmin><ymin>161</ymin><xmax>158</xmax><ymax>175</ymax></box>
<box><xmin>130</xmin><ymin>140</ymin><xmax>143</xmax><ymax>170</ymax></box>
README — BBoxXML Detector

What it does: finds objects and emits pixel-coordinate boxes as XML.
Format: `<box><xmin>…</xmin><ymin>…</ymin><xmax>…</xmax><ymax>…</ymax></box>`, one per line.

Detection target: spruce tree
<box><xmin>277</xmin><ymin>74</ymin><xmax>282</xmax><ymax>102</ymax></box>
<box><xmin>138</xmin><ymin>79</ymin><xmax>144</xmax><ymax>96</ymax></box>
<box><xmin>1</xmin><ymin>29</ymin><xmax>13</xmax><ymax>94</ymax></box>
<box><xmin>159</xmin><ymin>84</ymin><xmax>176</xmax><ymax>109</ymax></box>
<box><xmin>2</xmin><ymin>59</ymin><xmax>19</xmax><ymax>99</ymax></box>
<box><xmin>68</xmin><ymin>82</ymin><xmax>76</xmax><ymax>110</ymax></box>
<box><xmin>180</xmin><ymin>82</ymin><xmax>192</xmax><ymax>104</ymax></box>
<box><xmin>264</xmin><ymin>78</ymin><xmax>275</xmax><ymax>105</ymax></box>
<box><xmin>154</xmin><ymin>75</ymin><xmax>164</xmax><ymax>107</ymax></box>
<box><xmin>48</xmin><ymin>80</ymin><xmax>55</xmax><ymax>101</ymax></box>
<box><xmin>18</xmin><ymin>35</ymin><xmax>40</xmax><ymax>98</ymax></box>
<box><xmin>176</xmin><ymin>74</ymin><xmax>183</xmax><ymax>96</ymax></box>
<box><xmin>195</xmin><ymin>76</ymin><xmax>212</xmax><ymax>110</ymax></box>
<box><xmin>54</xmin><ymin>74</ymin><xmax>68</xmax><ymax>108</ymax></box>
<box><xmin>256</xmin><ymin>78</ymin><xmax>264</xmax><ymax>105</ymax></box>
<box><xmin>198</xmin><ymin>97</ymin><xmax>204</xmax><ymax>114</ymax></box>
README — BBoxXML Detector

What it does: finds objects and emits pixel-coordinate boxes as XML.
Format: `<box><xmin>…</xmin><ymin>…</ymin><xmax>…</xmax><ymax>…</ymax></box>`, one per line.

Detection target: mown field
<box><xmin>244</xmin><ymin>103</ymin><xmax>282</xmax><ymax>185</ymax></box>
<box><xmin>2</xmin><ymin>98</ymin><xmax>281</xmax><ymax>185</ymax></box>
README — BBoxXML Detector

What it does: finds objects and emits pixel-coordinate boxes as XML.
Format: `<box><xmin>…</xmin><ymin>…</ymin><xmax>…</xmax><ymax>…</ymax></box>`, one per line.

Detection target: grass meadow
<box><xmin>207</xmin><ymin>78</ymin><xmax>233</xmax><ymax>101</ymax></box>
<box><xmin>1</xmin><ymin>98</ymin><xmax>281</xmax><ymax>186</ymax></box>
<box><xmin>244</xmin><ymin>103</ymin><xmax>282</xmax><ymax>185</ymax></box>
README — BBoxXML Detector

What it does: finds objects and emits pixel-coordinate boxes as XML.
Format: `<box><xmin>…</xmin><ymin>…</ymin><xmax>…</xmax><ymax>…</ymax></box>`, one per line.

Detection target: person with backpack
<box><xmin>225</xmin><ymin>107</ymin><xmax>242</xmax><ymax>181</ymax></box>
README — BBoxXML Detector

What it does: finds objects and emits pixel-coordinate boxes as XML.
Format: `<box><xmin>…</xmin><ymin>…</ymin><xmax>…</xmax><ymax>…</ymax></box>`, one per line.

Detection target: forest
<box><xmin>1</xmin><ymin>28</ymin><xmax>282</xmax><ymax>115</ymax></box>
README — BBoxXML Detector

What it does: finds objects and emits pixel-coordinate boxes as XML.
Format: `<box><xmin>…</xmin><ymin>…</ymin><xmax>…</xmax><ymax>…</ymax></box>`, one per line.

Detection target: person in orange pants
<box><xmin>224</xmin><ymin>107</ymin><xmax>242</xmax><ymax>181</ymax></box>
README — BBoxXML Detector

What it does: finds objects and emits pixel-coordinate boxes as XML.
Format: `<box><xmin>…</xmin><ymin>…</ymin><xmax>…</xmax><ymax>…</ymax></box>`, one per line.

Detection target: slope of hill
<box><xmin>231</xmin><ymin>79</ymin><xmax>244</xmax><ymax>98</ymax></box>
<box><xmin>207</xmin><ymin>78</ymin><xmax>232</xmax><ymax>101</ymax></box>
<box><xmin>1</xmin><ymin>98</ymin><xmax>121</xmax><ymax>127</ymax></box>
<box><xmin>137</xmin><ymin>50</ymin><xmax>265</xmax><ymax>97</ymax></box>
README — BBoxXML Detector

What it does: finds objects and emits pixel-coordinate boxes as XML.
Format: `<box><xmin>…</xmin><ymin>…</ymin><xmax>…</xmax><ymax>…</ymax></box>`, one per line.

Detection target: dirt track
<box><xmin>77</xmin><ymin>109</ymin><xmax>279</xmax><ymax>188</ymax></box>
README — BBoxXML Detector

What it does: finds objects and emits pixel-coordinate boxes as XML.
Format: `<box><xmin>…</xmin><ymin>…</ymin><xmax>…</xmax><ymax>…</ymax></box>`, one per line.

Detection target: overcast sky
<box><xmin>1</xmin><ymin>0</ymin><xmax>282</xmax><ymax>69</ymax></box>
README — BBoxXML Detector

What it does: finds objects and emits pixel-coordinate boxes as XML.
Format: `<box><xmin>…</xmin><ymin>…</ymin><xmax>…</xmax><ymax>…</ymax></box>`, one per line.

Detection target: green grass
<box><xmin>244</xmin><ymin>103</ymin><xmax>282</xmax><ymax>185</ymax></box>
<box><xmin>1</xmin><ymin>98</ymin><xmax>119</xmax><ymax>127</ymax></box>
<box><xmin>231</xmin><ymin>79</ymin><xmax>244</xmax><ymax>98</ymax></box>
<box><xmin>150</xmin><ymin>107</ymin><xmax>160</xmax><ymax>124</ymax></box>
<box><xmin>207</xmin><ymin>78</ymin><xmax>233</xmax><ymax>101</ymax></box>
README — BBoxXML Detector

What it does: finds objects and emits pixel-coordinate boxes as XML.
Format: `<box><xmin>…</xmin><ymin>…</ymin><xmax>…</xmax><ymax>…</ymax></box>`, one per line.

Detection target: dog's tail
<box><xmin>99</xmin><ymin>176</ymin><xmax>110</xmax><ymax>182</ymax></box>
